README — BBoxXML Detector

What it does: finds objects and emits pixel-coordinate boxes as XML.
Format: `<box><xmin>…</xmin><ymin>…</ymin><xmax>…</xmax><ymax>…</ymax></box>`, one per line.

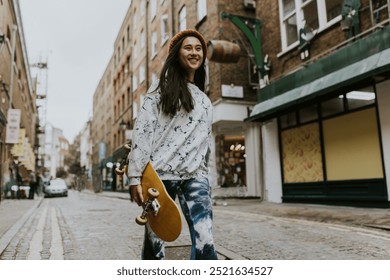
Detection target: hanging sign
<box><xmin>5</xmin><ymin>109</ymin><xmax>21</xmax><ymax>144</ymax></box>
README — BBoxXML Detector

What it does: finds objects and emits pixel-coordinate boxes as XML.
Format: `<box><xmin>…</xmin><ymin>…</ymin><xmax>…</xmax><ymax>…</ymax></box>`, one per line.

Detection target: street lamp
<box><xmin>119</xmin><ymin>119</ymin><xmax>130</xmax><ymax>131</ymax></box>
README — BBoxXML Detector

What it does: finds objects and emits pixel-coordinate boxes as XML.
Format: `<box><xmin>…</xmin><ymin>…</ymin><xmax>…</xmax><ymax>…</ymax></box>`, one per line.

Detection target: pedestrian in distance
<box><xmin>127</xmin><ymin>29</ymin><xmax>217</xmax><ymax>260</ymax></box>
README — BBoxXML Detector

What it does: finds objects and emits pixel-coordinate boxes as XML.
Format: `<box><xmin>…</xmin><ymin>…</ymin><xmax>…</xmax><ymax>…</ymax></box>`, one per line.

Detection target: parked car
<box><xmin>44</xmin><ymin>178</ymin><xmax>68</xmax><ymax>198</ymax></box>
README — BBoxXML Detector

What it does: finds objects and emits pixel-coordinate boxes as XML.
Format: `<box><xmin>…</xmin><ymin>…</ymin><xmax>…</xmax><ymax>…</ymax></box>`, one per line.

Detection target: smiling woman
<box><xmin>127</xmin><ymin>29</ymin><xmax>218</xmax><ymax>260</ymax></box>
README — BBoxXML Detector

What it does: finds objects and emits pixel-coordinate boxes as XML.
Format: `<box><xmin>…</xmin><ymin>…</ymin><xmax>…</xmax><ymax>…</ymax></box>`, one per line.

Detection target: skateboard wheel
<box><xmin>136</xmin><ymin>215</ymin><xmax>148</xmax><ymax>225</ymax></box>
<box><xmin>148</xmin><ymin>188</ymin><xmax>159</xmax><ymax>198</ymax></box>
<box><xmin>115</xmin><ymin>167</ymin><xmax>124</xmax><ymax>175</ymax></box>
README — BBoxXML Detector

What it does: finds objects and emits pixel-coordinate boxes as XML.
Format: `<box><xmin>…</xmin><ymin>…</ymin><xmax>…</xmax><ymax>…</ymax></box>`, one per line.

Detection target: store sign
<box><xmin>5</xmin><ymin>109</ymin><xmax>21</xmax><ymax>144</ymax></box>
<box><xmin>221</xmin><ymin>84</ymin><xmax>244</xmax><ymax>98</ymax></box>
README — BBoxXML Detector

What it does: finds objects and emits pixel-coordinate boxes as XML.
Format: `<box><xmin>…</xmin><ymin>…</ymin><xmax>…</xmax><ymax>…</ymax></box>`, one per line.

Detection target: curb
<box><xmin>0</xmin><ymin>198</ymin><xmax>43</xmax><ymax>254</ymax></box>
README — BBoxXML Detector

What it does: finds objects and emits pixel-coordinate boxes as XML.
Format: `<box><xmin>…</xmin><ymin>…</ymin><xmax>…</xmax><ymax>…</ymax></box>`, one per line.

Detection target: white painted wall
<box><xmin>262</xmin><ymin>119</ymin><xmax>283</xmax><ymax>203</ymax></box>
<box><xmin>376</xmin><ymin>79</ymin><xmax>390</xmax><ymax>202</ymax></box>
<box><xmin>244</xmin><ymin>123</ymin><xmax>262</xmax><ymax>197</ymax></box>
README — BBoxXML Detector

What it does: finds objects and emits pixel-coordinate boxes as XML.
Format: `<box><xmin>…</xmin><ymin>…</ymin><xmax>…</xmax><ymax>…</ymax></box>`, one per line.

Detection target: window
<box><xmin>279</xmin><ymin>0</ymin><xmax>343</xmax><ymax>51</ymax></box>
<box><xmin>151</xmin><ymin>32</ymin><xmax>157</xmax><ymax>57</ymax></box>
<box><xmin>197</xmin><ymin>0</ymin><xmax>207</xmax><ymax>22</ymax></box>
<box><xmin>161</xmin><ymin>15</ymin><xmax>169</xmax><ymax>44</ymax></box>
<box><xmin>140</xmin><ymin>0</ymin><xmax>145</xmax><ymax>16</ymax></box>
<box><xmin>370</xmin><ymin>0</ymin><xmax>389</xmax><ymax>25</ymax></box>
<box><xmin>140</xmin><ymin>29</ymin><xmax>145</xmax><ymax>48</ymax></box>
<box><xmin>179</xmin><ymin>5</ymin><xmax>187</xmax><ymax>31</ymax></box>
<box><xmin>150</xmin><ymin>0</ymin><xmax>157</xmax><ymax>19</ymax></box>
<box><xmin>132</xmin><ymin>74</ymin><xmax>138</xmax><ymax>92</ymax></box>
<box><xmin>152</xmin><ymin>72</ymin><xmax>158</xmax><ymax>83</ymax></box>
<box><xmin>139</xmin><ymin>64</ymin><xmax>145</xmax><ymax>83</ymax></box>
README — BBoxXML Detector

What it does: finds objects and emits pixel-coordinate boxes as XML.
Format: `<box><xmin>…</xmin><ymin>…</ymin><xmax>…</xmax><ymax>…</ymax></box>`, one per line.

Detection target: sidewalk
<box><xmin>0</xmin><ymin>197</ymin><xmax>43</xmax><ymax>254</ymax></box>
<box><xmin>97</xmin><ymin>190</ymin><xmax>390</xmax><ymax>230</ymax></box>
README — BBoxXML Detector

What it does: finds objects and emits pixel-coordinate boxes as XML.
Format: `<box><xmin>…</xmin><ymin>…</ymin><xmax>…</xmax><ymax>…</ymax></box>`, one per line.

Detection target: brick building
<box><xmin>0</xmin><ymin>0</ymin><xmax>38</xmax><ymax>199</ymax></box>
<box><xmin>91</xmin><ymin>0</ymin><xmax>390</xmax><ymax>207</ymax></box>
<box><xmin>248</xmin><ymin>0</ymin><xmax>390</xmax><ymax>207</ymax></box>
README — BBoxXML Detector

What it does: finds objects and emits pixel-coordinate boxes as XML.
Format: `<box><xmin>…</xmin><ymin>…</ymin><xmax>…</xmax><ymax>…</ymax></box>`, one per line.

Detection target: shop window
<box><xmin>280</xmin><ymin>112</ymin><xmax>297</xmax><ymax>129</ymax></box>
<box><xmin>323</xmin><ymin>108</ymin><xmax>383</xmax><ymax>180</ymax></box>
<box><xmin>321</xmin><ymin>96</ymin><xmax>345</xmax><ymax>117</ymax></box>
<box><xmin>281</xmin><ymin>123</ymin><xmax>324</xmax><ymax>183</ymax></box>
<box><xmin>299</xmin><ymin>104</ymin><xmax>318</xmax><ymax>123</ymax></box>
<box><xmin>216</xmin><ymin>135</ymin><xmax>246</xmax><ymax>188</ymax></box>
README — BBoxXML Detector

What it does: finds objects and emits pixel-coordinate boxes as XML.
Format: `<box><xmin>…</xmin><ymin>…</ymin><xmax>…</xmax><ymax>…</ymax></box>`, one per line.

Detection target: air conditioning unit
<box><xmin>244</xmin><ymin>0</ymin><xmax>256</xmax><ymax>10</ymax></box>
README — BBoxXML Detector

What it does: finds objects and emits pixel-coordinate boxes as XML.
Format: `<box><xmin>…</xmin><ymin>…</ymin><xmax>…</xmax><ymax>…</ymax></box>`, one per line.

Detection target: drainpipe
<box><xmin>145</xmin><ymin>0</ymin><xmax>149</xmax><ymax>90</ymax></box>
<box><xmin>8</xmin><ymin>24</ymin><xmax>17</xmax><ymax>109</ymax></box>
<box><xmin>171</xmin><ymin>0</ymin><xmax>175</xmax><ymax>36</ymax></box>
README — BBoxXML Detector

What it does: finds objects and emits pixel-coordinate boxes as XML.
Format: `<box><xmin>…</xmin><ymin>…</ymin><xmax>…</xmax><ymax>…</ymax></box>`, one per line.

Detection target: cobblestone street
<box><xmin>1</xmin><ymin>190</ymin><xmax>389</xmax><ymax>260</ymax></box>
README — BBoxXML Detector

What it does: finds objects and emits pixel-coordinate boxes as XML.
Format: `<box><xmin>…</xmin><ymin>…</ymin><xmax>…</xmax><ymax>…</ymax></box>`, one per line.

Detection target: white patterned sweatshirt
<box><xmin>127</xmin><ymin>80</ymin><xmax>213</xmax><ymax>185</ymax></box>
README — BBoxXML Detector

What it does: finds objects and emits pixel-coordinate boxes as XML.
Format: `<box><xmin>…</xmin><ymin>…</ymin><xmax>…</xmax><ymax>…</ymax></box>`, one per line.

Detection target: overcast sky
<box><xmin>19</xmin><ymin>0</ymin><xmax>131</xmax><ymax>143</ymax></box>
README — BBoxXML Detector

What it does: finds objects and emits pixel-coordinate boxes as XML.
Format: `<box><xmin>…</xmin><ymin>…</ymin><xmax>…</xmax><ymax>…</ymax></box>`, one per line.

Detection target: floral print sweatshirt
<box><xmin>127</xmin><ymin>80</ymin><xmax>213</xmax><ymax>185</ymax></box>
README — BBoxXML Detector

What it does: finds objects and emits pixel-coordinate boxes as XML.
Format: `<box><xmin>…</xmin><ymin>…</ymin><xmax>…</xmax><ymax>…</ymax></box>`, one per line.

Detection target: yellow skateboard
<box><xmin>135</xmin><ymin>162</ymin><xmax>182</xmax><ymax>242</ymax></box>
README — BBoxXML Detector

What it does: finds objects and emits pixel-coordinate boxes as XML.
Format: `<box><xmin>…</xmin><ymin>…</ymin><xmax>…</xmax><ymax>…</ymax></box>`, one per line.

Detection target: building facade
<box><xmin>91</xmin><ymin>56</ymin><xmax>115</xmax><ymax>191</ymax></box>
<box><xmin>248</xmin><ymin>0</ymin><xmax>390</xmax><ymax>207</ymax></box>
<box><xmin>0</xmin><ymin>0</ymin><xmax>39</xmax><ymax>200</ymax></box>
<box><xmin>90</xmin><ymin>0</ymin><xmax>390</xmax><ymax>207</ymax></box>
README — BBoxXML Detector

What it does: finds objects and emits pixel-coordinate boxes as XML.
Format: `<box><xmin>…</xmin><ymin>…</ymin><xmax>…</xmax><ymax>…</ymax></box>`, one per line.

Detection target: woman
<box><xmin>127</xmin><ymin>29</ymin><xmax>217</xmax><ymax>260</ymax></box>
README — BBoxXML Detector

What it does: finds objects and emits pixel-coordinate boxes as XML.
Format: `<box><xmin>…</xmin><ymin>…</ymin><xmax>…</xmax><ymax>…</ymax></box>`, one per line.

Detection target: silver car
<box><xmin>44</xmin><ymin>178</ymin><xmax>68</xmax><ymax>197</ymax></box>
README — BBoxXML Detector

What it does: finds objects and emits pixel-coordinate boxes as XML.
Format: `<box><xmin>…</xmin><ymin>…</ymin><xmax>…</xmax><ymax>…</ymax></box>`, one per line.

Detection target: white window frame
<box><xmin>150</xmin><ymin>0</ymin><xmax>157</xmax><ymax>20</ymax></box>
<box><xmin>132</xmin><ymin>74</ymin><xmax>138</xmax><ymax>92</ymax></box>
<box><xmin>152</xmin><ymin>72</ymin><xmax>158</xmax><ymax>83</ymax></box>
<box><xmin>139</xmin><ymin>64</ymin><xmax>145</xmax><ymax>83</ymax></box>
<box><xmin>179</xmin><ymin>5</ymin><xmax>187</xmax><ymax>31</ymax></box>
<box><xmin>140</xmin><ymin>29</ymin><xmax>145</xmax><ymax>48</ymax></box>
<box><xmin>278</xmin><ymin>0</ymin><xmax>343</xmax><ymax>54</ymax></box>
<box><xmin>197</xmin><ymin>0</ymin><xmax>207</xmax><ymax>22</ymax></box>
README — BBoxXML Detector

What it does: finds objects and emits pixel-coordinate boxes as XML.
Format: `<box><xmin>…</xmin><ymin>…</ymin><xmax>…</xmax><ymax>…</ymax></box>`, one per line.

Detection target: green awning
<box><xmin>247</xmin><ymin>24</ymin><xmax>390</xmax><ymax>122</ymax></box>
<box><xmin>248</xmin><ymin>47</ymin><xmax>390</xmax><ymax>122</ymax></box>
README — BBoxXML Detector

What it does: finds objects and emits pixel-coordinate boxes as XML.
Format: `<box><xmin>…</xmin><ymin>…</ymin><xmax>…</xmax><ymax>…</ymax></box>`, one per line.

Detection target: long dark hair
<box><xmin>158</xmin><ymin>36</ymin><xmax>206</xmax><ymax>116</ymax></box>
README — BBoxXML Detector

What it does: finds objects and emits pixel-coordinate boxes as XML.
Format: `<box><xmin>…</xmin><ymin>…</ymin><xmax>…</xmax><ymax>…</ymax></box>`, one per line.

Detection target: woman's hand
<box><xmin>129</xmin><ymin>185</ymin><xmax>144</xmax><ymax>206</ymax></box>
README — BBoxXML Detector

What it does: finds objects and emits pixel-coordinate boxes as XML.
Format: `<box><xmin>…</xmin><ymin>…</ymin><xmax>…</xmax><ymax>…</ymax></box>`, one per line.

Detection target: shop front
<box><xmin>248</xmin><ymin>26</ymin><xmax>390</xmax><ymax>207</ymax></box>
<box><xmin>211</xmin><ymin>99</ymin><xmax>263</xmax><ymax>198</ymax></box>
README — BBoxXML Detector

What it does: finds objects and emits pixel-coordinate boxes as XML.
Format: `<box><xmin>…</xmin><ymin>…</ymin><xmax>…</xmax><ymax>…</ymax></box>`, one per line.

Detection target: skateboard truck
<box><xmin>135</xmin><ymin>188</ymin><xmax>160</xmax><ymax>225</ymax></box>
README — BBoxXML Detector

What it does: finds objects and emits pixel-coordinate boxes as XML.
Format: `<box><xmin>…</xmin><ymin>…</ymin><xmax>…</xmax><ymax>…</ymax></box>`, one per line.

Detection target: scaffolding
<box><xmin>30</xmin><ymin>55</ymin><xmax>49</xmax><ymax>175</ymax></box>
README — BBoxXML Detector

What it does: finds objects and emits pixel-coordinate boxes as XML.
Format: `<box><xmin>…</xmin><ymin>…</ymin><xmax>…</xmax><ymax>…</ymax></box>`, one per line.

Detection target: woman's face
<box><xmin>178</xmin><ymin>36</ymin><xmax>204</xmax><ymax>79</ymax></box>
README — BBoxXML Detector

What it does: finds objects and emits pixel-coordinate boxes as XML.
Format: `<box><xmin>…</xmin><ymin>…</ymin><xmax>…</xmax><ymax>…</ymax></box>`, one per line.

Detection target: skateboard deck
<box><xmin>136</xmin><ymin>162</ymin><xmax>182</xmax><ymax>242</ymax></box>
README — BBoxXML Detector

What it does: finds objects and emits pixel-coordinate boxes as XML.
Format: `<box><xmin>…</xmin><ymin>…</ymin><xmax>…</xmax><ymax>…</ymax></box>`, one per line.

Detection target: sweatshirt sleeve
<box><xmin>127</xmin><ymin>84</ymin><xmax>160</xmax><ymax>185</ymax></box>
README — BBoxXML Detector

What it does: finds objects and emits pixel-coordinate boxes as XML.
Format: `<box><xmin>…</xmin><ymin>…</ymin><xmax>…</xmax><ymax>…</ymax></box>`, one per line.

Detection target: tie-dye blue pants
<box><xmin>141</xmin><ymin>178</ymin><xmax>218</xmax><ymax>260</ymax></box>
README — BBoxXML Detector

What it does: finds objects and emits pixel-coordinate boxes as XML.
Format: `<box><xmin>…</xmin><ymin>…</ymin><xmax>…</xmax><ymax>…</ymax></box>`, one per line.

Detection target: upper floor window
<box><xmin>197</xmin><ymin>0</ymin><xmax>207</xmax><ymax>22</ymax></box>
<box><xmin>141</xmin><ymin>29</ymin><xmax>145</xmax><ymax>48</ymax></box>
<box><xmin>151</xmin><ymin>32</ymin><xmax>157</xmax><ymax>57</ymax></box>
<box><xmin>370</xmin><ymin>0</ymin><xmax>389</xmax><ymax>25</ymax></box>
<box><xmin>161</xmin><ymin>15</ymin><xmax>169</xmax><ymax>44</ymax></box>
<box><xmin>150</xmin><ymin>0</ymin><xmax>157</xmax><ymax>19</ymax></box>
<box><xmin>179</xmin><ymin>5</ymin><xmax>187</xmax><ymax>31</ymax></box>
<box><xmin>139</xmin><ymin>64</ymin><xmax>145</xmax><ymax>83</ymax></box>
<box><xmin>279</xmin><ymin>0</ymin><xmax>343</xmax><ymax>51</ymax></box>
